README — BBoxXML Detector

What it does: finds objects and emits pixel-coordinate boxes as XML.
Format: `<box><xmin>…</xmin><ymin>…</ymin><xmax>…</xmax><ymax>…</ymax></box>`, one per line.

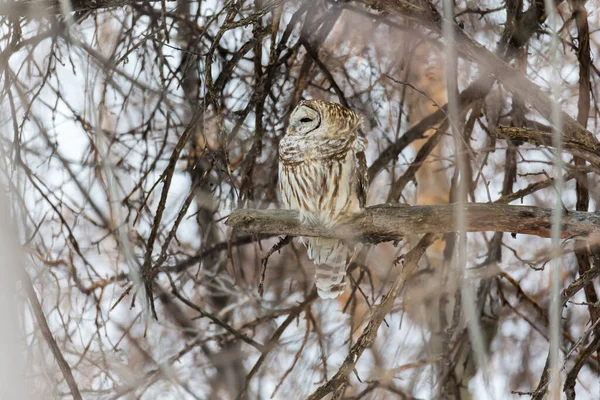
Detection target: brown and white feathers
<box><xmin>278</xmin><ymin>99</ymin><xmax>368</xmax><ymax>298</ymax></box>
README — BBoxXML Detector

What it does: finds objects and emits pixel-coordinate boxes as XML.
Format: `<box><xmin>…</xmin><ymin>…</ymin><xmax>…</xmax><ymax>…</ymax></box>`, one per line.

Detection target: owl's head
<box><xmin>287</xmin><ymin>99</ymin><xmax>362</xmax><ymax>139</ymax></box>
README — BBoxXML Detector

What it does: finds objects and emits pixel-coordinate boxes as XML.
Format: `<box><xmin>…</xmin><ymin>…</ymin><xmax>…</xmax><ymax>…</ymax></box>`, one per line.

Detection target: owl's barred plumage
<box><xmin>278</xmin><ymin>100</ymin><xmax>368</xmax><ymax>298</ymax></box>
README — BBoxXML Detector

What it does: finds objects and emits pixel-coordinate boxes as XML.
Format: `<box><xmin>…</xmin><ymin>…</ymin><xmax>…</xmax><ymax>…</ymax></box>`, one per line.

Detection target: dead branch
<box><xmin>497</xmin><ymin>125</ymin><xmax>600</xmax><ymax>171</ymax></box>
<box><xmin>226</xmin><ymin>204</ymin><xmax>600</xmax><ymax>242</ymax></box>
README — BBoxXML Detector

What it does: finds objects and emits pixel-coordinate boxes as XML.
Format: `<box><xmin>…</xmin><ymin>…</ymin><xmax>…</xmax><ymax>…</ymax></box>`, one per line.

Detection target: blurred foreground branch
<box><xmin>0</xmin><ymin>0</ymin><xmax>170</xmax><ymax>16</ymax></box>
<box><xmin>23</xmin><ymin>272</ymin><xmax>83</xmax><ymax>400</ymax></box>
<box><xmin>227</xmin><ymin>204</ymin><xmax>600</xmax><ymax>241</ymax></box>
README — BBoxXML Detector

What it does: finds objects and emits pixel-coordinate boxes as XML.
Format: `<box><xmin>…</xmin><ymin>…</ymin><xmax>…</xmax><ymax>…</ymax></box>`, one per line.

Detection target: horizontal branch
<box><xmin>0</xmin><ymin>0</ymin><xmax>171</xmax><ymax>17</ymax></box>
<box><xmin>226</xmin><ymin>204</ymin><xmax>600</xmax><ymax>242</ymax></box>
<box><xmin>498</xmin><ymin>125</ymin><xmax>600</xmax><ymax>171</ymax></box>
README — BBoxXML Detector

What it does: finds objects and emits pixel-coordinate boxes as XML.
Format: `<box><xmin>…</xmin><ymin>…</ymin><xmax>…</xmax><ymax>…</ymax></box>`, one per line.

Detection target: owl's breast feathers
<box><xmin>278</xmin><ymin>135</ymin><xmax>368</xmax><ymax>227</ymax></box>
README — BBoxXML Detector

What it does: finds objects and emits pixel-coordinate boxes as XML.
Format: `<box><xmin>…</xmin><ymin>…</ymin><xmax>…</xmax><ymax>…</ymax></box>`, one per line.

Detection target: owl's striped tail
<box><xmin>305</xmin><ymin>237</ymin><xmax>348</xmax><ymax>299</ymax></box>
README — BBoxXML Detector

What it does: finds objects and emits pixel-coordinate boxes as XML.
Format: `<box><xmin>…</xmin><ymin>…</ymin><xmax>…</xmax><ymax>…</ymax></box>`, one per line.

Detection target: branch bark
<box><xmin>226</xmin><ymin>204</ymin><xmax>600</xmax><ymax>242</ymax></box>
<box><xmin>497</xmin><ymin>125</ymin><xmax>600</xmax><ymax>172</ymax></box>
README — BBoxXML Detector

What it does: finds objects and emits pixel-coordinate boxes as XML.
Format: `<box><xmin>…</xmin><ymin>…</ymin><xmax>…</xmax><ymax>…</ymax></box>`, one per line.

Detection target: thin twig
<box><xmin>23</xmin><ymin>271</ymin><xmax>83</xmax><ymax>400</ymax></box>
<box><xmin>259</xmin><ymin>235</ymin><xmax>293</xmax><ymax>296</ymax></box>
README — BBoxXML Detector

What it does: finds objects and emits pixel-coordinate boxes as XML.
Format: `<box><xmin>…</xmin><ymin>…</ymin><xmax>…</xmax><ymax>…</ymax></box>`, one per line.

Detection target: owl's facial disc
<box><xmin>288</xmin><ymin>105</ymin><xmax>321</xmax><ymax>135</ymax></box>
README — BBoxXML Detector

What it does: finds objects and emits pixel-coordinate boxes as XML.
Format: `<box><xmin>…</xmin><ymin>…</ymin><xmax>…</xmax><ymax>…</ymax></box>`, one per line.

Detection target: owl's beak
<box><xmin>288</xmin><ymin>125</ymin><xmax>295</xmax><ymax>133</ymax></box>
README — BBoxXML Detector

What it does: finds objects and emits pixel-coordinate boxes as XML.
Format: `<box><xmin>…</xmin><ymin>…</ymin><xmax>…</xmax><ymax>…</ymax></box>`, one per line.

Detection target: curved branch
<box><xmin>226</xmin><ymin>204</ymin><xmax>600</xmax><ymax>242</ymax></box>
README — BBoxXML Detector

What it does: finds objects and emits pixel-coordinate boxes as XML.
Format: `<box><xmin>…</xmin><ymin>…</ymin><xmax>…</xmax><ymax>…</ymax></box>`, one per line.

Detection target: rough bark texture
<box><xmin>226</xmin><ymin>204</ymin><xmax>600</xmax><ymax>241</ymax></box>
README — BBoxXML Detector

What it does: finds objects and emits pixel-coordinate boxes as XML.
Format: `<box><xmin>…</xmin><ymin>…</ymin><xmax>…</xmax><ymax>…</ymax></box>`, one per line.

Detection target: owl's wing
<box><xmin>354</xmin><ymin>137</ymin><xmax>368</xmax><ymax>208</ymax></box>
<box><xmin>280</xmin><ymin>135</ymin><xmax>352</xmax><ymax>163</ymax></box>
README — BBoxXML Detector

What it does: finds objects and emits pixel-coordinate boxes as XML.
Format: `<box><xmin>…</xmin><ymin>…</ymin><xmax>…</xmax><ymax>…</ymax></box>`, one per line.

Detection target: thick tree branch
<box><xmin>497</xmin><ymin>125</ymin><xmax>600</xmax><ymax>172</ymax></box>
<box><xmin>226</xmin><ymin>204</ymin><xmax>600</xmax><ymax>242</ymax></box>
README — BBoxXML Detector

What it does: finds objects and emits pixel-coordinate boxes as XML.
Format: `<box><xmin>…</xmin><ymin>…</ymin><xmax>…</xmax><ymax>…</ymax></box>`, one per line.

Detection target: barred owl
<box><xmin>278</xmin><ymin>100</ymin><xmax>368</xmax><ymax>298</ymax></box>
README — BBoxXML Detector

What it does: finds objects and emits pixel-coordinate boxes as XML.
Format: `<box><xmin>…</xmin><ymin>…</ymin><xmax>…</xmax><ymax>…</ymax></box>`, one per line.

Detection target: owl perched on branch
<box><xmin>278</xmin><ymin>100</ymin><xmax>368</xmax><ymax>298</ymax></box>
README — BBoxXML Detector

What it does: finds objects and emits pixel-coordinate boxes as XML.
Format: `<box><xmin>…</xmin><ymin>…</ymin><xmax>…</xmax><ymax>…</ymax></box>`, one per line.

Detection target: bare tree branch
<box><xmin>0</xmin><ymin>0</ymin><xmax>169</xmax><ymax>17</ymax></box>
<box><xmin>226</xmin><ymin>204</ymin><xmax>600</xmax><ymax>241</ymax></box>
<box><xmin>498</xmin><ymin>125</ymin><xmax>600</xmax><ymax>172</ymax></box>
<box><xmin>23</xmin><ymin>272</ymin><xmax>83</xmax><ymax>400</ymax></box>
